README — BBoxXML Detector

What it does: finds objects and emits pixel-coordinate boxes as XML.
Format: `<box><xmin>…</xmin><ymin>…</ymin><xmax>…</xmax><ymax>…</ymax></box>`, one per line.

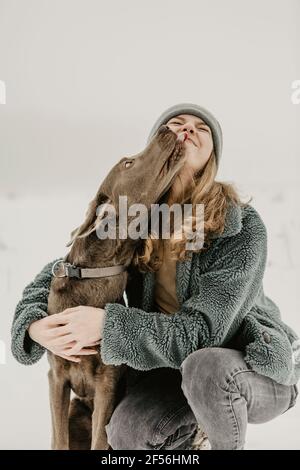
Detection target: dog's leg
<box><xmin>48</xmin><ymin>369</ymin><xmax>71</xmax><ymax>450</ymax></box>
<box><xmin>91</xmin><ymin>383</ymin><xmax>115</xmax><ymax>449</ymax></box>
<box><xmin>91</xmin><ymin>368</ymin><xmax>124</xmax><ymax>450</ymax></box>
<box><xmin>69</xmin><ymin>397</ymin><xmax>92</xmax><ymax>450</ymax></box>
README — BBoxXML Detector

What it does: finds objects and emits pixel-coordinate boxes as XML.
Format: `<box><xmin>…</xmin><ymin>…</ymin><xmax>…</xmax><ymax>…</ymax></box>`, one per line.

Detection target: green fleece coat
<box><xmin>11</xmin><ymin>203</ymin><xmax>300</xmax><ymax>386</ymax></box>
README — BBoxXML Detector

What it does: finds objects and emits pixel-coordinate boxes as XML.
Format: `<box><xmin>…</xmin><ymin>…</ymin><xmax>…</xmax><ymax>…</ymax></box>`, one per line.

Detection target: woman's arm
<box><xmin>11</xmin><ymin>259</ymin><xmax>103</xmax><ymax>365</ymax></box>
<box><xmin>11</xmin><ymin>259</ymin><xmax>61</xmax><ymax>365</ymax></box>
<box><xmin>11</xmin><ymin>259</ymin><xmax>130</xmax><ymax>365</ymax></box>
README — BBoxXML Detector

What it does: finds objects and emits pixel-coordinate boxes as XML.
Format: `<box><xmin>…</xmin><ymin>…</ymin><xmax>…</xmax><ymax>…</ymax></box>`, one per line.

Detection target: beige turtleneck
<box><xmin>153</xmin><ymin>239</ymin><xmax>180</xmax><ymax>315</ymax></box>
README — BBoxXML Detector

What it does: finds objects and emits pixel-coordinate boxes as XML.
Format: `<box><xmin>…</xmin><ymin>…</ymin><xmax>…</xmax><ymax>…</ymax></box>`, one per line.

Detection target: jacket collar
<box><xmin>141</xmin><ymin>202</ymin><xmax>244</xmax><ymax>310</ymax></box>
<box><xmin>210</xmin><ymin>201</ymin><xmax>243</xmax><ymax>239</ymax></box>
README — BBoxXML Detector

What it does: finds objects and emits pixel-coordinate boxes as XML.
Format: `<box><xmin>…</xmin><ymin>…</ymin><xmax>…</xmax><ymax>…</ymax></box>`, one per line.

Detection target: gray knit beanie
<box><xmin>146</xmin><ymin>102</ymin><xmax>223</xmax><ymax>168</ymax></box>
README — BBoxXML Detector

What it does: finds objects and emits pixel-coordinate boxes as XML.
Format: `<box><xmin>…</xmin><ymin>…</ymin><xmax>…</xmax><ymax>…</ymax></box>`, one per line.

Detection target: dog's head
<box><xmin>66</xmin><ymin>125</ymin><xmax>186</xmax><ymax>247</ymax></box>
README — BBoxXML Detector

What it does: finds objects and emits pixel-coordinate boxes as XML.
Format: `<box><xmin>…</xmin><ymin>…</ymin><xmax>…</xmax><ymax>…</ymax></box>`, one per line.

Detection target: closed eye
<box><xmin>171</xmin><ymin>121</ymin><xmax>209</xmax><ymax>132</ymax></box>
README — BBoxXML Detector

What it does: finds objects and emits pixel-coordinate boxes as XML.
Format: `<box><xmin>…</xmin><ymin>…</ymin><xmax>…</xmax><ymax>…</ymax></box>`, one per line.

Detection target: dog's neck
<box><xmin>66</xmin><ymin>232</ymin><xmax>137</xmax><ymax>269</ymax></box>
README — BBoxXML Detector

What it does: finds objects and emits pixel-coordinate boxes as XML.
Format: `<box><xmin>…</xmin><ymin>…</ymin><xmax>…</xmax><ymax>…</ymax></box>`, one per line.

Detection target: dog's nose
<box><xmin>177</xmin><ymin>131</ymin><xmax>188</xmax><ymax>142</ymax></box>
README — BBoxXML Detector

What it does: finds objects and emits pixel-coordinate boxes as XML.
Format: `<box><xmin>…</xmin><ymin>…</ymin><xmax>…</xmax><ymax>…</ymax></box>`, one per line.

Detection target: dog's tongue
<box><xmin>177</xmin><ymin>131</ymin><xmax>188</xmax><ymax>142</ymax></box>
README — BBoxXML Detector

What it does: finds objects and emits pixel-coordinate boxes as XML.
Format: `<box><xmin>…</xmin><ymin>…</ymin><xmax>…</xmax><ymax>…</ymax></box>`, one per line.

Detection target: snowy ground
<box><xmin>0</xmin><ymin>181</ymin><xmax>299</xmax><ymax>449</ymax></box>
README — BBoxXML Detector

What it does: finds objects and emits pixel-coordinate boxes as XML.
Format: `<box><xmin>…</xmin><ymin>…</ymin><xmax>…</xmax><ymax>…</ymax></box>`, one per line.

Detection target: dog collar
<box><xmin>52</xmin><ymin>259</ymin><xmax>127</xmax><ymax>279</ymax></box>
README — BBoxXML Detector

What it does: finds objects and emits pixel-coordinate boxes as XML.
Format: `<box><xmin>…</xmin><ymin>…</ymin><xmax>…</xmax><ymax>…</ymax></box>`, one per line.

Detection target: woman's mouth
<box><xmin>185</xmin><ymin>138</ymin><xmax>196</xmax><ymax>147</ymax></box>
<box><xmin>177</xmin><ymin>132</ymin><xmax>196</xmax><ymax>147</ymax></box>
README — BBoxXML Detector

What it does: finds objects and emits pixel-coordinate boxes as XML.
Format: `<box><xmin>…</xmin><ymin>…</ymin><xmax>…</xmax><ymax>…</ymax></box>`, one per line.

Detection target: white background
<box><xmin>0</xmin><ymin>0</ymin><xmax>299</xmax><ymax>449</ymax></box>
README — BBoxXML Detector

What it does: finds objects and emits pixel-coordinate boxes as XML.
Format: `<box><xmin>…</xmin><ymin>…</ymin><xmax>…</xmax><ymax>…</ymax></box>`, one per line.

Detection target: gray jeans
<box><xmin>105</xmin><ymin>348</ymin><xmax>299</xmax><ymax>450</ymax></box>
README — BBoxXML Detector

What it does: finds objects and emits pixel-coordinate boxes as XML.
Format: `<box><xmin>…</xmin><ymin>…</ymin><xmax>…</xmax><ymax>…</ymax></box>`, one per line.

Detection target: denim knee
<box><xmin>180</xmin><ymin>348</ymin><xmax>249</xmax><ymax>450</ymax></box>
<box><xmin>105</xmin><ymin>400</ymin><xmax>145</xmax><ymax>450</ymax></box>
<box><xmin>105</xmin><ymin>399</ymin><xmax>197</xmax><ymax>450</ymax></box>
<box><xmin>104</xmin><ymin>367</ymin><xmax>199</xmax><ymax>450</ymax></box>
<box><xmin>180</xmin><ymin>347</ymin><xmax>247</xmax><ymax>400</ymax></box>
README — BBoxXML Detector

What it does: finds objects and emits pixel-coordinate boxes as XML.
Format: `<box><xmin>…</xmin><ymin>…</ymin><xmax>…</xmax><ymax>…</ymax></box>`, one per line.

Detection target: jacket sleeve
<box><xmin>100</xmin><ymin>211</ymin><xmax>267</xmax><ymax>371</ymax></box>
<box><xmin>11</xmin><ymin>258</ymin><xmax>62</xmax><ymax>365</ymax></box>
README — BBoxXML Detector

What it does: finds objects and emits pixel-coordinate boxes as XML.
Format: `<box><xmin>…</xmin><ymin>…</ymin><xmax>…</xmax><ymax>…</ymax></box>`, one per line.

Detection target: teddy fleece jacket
<box><xmin>11</xmin><ymin>203</ymin><xmax>300</xmax><ymax>386</ymax></box>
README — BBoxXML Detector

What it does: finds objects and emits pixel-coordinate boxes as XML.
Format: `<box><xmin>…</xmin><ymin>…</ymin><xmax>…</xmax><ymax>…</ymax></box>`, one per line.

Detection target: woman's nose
<box><xmin>181</xmin><ymin>124</ymin><xmax>194</xmax><ymax>134</ymax></box>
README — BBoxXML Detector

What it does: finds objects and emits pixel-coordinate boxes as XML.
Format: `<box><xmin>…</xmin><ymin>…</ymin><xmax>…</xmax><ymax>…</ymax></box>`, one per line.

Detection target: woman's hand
<box><xmin>28</xmin><ymin>306</ymin><xmax>106</xmax><ymax>363</ymax></box>
<box><xmin>53</xmin><ymin>306</ymin><xmax>106</xmax><ymax>356</ymax></box>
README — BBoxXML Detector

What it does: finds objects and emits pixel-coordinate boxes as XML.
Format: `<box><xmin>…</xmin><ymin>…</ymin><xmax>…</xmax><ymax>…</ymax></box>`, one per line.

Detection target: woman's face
<box><xmin>165</xmin><ymin>114</ymin><xmax>213</xmax><ymax>175</ymax></box>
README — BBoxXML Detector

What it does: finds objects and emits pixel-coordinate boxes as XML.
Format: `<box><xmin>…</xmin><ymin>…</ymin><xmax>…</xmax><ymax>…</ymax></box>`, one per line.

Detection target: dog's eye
<box><xmin>124</xmin><ymin>160</ymin><xmax>134</xmax><ymax>169</ymax></box>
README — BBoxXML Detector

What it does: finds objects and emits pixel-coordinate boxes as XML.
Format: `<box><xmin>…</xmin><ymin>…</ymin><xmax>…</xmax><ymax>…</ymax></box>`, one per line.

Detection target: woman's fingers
<box><xmin>52</xmin><ymin>341</ymin><xmax>76</xmax><ymax>354</ymax></box>
<box><xmin>77</xmin><ymin>349</ymin><xmax>99</xmax><ymax>355</ymax></box>
<box><xmin>50</xmin><ymin>334</ymin><xmax>75</xmax><ymax>347</ymax></box>
<box><xmin>47</xmin><ymin>325</ymin><xmax>72</xmax><ymax>337</ymax></box>
<box><xmin>86</xmin><ymin>340</ymin><xmax>101</xmax><ymax>346</ymax></box>
<box><xmin>64</xmin><ymin>348</ymin><xmax>98</xmax><ymax>356</ymax></box>
<box><xmin>63</xmin><ymin>342</ymin><xmax>82</xmax><ymax>355</ymax></box>
<box><xmin>54</xmin><ymin>341</ymin><xmax>100</xmax><ymax>355</ymax></box>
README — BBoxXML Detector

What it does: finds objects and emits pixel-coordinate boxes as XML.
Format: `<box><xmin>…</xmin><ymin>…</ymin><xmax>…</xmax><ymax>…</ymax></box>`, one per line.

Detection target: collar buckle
<box><xmin>65</xmin><ymin>263</ymin><xmax>82</xmax><ymax>278</ymax></box>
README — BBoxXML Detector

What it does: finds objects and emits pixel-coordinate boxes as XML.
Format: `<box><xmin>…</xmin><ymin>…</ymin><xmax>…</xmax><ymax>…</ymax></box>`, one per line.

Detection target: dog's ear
<box><xmin>66</xmin><ymin>195</ymin><xmax>112</xmax><ymax>247</ymax></box>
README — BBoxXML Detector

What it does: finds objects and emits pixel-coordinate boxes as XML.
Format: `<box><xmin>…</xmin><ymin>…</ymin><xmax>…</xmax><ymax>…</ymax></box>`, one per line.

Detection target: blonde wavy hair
<box><xmin>132</xmin><ymin>150</ymin><xmax>252</xmax><ymax>272</ymax></box>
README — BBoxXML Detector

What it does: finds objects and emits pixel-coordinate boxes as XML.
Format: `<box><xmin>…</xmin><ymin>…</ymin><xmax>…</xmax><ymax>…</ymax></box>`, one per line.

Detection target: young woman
<box><xmin>11</xmin><ymin>103</ymin><xmax>300</xmax><ymax>450</ymax></box>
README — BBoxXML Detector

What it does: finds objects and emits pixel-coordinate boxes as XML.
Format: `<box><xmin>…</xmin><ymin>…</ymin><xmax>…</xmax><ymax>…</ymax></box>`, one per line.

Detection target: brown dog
<box><xmin>46</xmin><ymin>125</ymin><xmax>186</xmax><ymax>450</ymax></box>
